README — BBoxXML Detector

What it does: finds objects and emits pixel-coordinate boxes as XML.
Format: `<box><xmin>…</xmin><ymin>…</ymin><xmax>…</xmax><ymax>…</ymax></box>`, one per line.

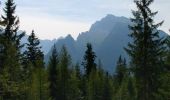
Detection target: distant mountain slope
<box><xmin>37</xmin><ymin>15</ymin><xmax>169</xmax><ymax>72</ymax></box>
<box><xmin>96</xmin><ymin>21</ymin><xmax>131</xmax><ymax>71</ymax></box>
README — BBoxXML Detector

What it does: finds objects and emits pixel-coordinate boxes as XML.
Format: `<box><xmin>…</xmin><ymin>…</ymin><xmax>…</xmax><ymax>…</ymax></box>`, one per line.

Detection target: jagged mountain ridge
<box><xmin>45</xmin><ymin>14</ymin><xmax>168</xmax><ymax>72</ymax></box>
<box><xmin>1</xmin><ymin>14</ymin><xmax>168</xmax><ymax>72</ymax></box>
<box><xmin>1</xmin><ymin>14</ymin><xmax>165</xmax><ymax>72</ymax></box>
<box><xmin>45</xmin><ymin>14</ymin><xmax>167</xmax><ymax>72</ymax></box>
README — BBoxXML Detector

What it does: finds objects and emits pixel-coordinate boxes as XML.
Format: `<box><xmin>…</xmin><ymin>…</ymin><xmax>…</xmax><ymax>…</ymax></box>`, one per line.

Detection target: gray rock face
<box><xmin>37</xmin><ymin>14</ymin><xmax>169</xmax><ymax>72</ymax></box>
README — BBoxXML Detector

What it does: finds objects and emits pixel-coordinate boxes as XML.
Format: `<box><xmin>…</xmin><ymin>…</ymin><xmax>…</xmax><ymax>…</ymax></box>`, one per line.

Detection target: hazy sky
<box><xmin>0</xmin><ymin>0</ymin><xmax>169</xmax><ymax>40</ymax></box>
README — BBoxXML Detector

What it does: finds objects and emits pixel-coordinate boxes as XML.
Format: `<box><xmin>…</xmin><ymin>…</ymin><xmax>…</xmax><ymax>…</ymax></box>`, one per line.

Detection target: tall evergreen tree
<box><xmin>57</xmin><ymin>46</ymin><xmax>71</xmax><ymax>100</ymax></box>
<box><xmin>1</xmin><ymin>0</ymin><xmax>25</xmax><ymax>59</ymax></box>
<box><xmin>82</xmin><ymin>43</ymin><xmax>97</xmax><ymax>77</ymax></box>
<box><xmin>102</xmin><ymin>72</ymin><xmax>113</xmax><ymax>100</ymax></box>
<box><xmin>0</xmin><ymin>0</ymin><xmax>25</xmax><ymax>99</ymax></box>
<box><xmin>87</xmin><ymin>69</ymin><xmax>112</xmax><ymax>100</ymax></box>
<box><xmin>0</xmin><ymin>0</ymin><xmax>25</xmax><ymax>69</ymax></box>
<box><xmin>23</xmin><ymin>30</ymin><xmax>45</xmax><ymax>100</ymax></box>
<box><xmin>24</xmin><ymin>30</ymin><xmax>43</xmax><ymax>67</ymax></box>
<box><xmin>115</xmin><ymin>55</ymin><xmax>127</xmax><ymax>84</ymax></box>
<box><xmin>48</xmin><ymin>45</ymin><xmax>59</xmax><ymax>100</ymax></box>
<box><xmin>125</xmin><ymin>0</ymin><xmax>165</xmax><ymax>99</ymax></box>
<box><xmin>67</xmin><ymin>68</ymin><xmax>82</xmax><ymax>100</ymax></box>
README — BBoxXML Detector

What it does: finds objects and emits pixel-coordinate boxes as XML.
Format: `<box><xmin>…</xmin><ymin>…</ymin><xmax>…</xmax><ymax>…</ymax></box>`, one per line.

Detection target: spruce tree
<box><xmin>24</xmin><ymin>30</ymin><xmax>45</xmax><ymax>100</ymax></box>
<box><xmin>82</xmin><ymin>43</ymin><xmax>97</xmax><ymax>77</ymax></box>
<box><xmin>0</xmin><ymin>0</ymin><xmax>25</xmax><ymax>71</ymax></box>
<box><xmin>57</xmin><ymin>46</ymin><xmax>71</xmax><ymax>100</ymax></box>
<box><xmin>0</xmin><ymin>0</ymin><xmax>25</xmax><ymax>99</ymax></box>
<box><xmin>48</xmin><ymin>45</ymin><xmax>59</xmax><ymax>100</ymax></box>
<box><xmin>102</xmin><ymin>72</ymin><xmax>113</xmax><ymax>100</ymax></box>
<box><xmin>24</xmin><ymin>30</ymin><xmax>43</xmax><ymax>67</ymax></box>
<box><xmin>1</xmin><ymin>0</ymin><xmax>25</xmax><ymax>59</ymax></box>
<box><xmin>68</xmin><ymin>68</ymin><xmax>82</xmax><ymax>100</ymax></box>
<box><xmin>87</xmin><ymin>70</ymin><xmax>99</xmax><ymax>100</ymax></box>
<box><xmin>115</xmin><ymin>55</ymin><xmax>127</xmax><ymax>84</ymax></box>
<box><xmin>125</xmin><ymin>0</ymin><xmax>165</xmax><ymax>99</ymax></box>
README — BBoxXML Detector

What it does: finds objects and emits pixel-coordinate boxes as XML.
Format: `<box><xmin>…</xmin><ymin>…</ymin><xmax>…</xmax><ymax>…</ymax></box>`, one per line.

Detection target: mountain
<box><xmin>44</xmin><ymin>34</ymin><xmax>77</xmax><ymax>63</ymax></box>
<box><xmin>43</xmin><ymin>14</ymin><xmax>168</xmax><ymax>72</ymax></box>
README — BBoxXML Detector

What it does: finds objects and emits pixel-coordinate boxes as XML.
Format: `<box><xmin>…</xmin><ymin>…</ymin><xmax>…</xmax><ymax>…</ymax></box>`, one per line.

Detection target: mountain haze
<box><xmin>44</xmin><ymin>14</ymin><xmax>167</xmax><ymax>72</ymax></box>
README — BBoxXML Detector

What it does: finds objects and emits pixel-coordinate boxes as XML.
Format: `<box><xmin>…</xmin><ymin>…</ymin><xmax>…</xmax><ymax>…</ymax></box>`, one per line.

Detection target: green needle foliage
<box><xmin>125</xmin><ymin>0</ymin><xmax>166</xmax><ymax>99</ymax></box>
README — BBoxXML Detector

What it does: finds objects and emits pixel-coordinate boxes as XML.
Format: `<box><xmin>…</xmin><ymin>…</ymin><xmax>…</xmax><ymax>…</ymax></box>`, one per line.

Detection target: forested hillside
<box><xmin>0</xmin><ymin>0</ymin><xmax>170</xmax><ymax>100</ymax></box>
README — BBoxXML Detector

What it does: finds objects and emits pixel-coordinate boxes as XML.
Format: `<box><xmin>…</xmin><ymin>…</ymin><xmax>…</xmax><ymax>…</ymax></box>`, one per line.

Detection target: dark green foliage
<box><xmin>75</xmin><ymin>63</ymin><xmax>81</xmax><ymax>80</ymax></box>
<box><xmin>156</xmin><ymin>36</ymin><xmax>170</xmax><ymax>99</ymax></box>
<box><xmin>115</xmin><ymin>55</ymin><xmax>127</xmax><ymax>84</ymax></box>
<box><xmin>157</xmin><ymin>72</ymin><xmax>170</xmax><ymax>100</ymax></box>
<box><xmin>67</xmin><ymin>68</ymin><xmax>82</xmax><ymax>100</ymax></box>
<box><xmin>56</xmin><ymin>46</ymin><xmax>71</xmax><ymax>100</ymax></box>
<box><xmin>0</xmin><ymin>0</ymin><xmax>25</xmax><ymax>68</ymax></box>
<box><xmin>24</xmin><ymin>30</ymin><xmax>43</xmax><ymax>67</ymax></box>
<box><xmin>0</xmin><ymin>0</ymin><xmax>25</xmax><ymax>99</ymax></box>
<box><xmin>86</xmin><ymin>69</ymin><xmax>113</xmax><ymax>100</ymax></box>
<box><xmin>102</xmin><ymin>72</ymin><xmax>113</xmax><ymax>100</ymax></box>
<box><xmin>0</xmin><ymin>0</ymin><xmax>170</xmax><ymax>99</ymax></box>
<box><xmin>125</xmin><ymin>0</ymin><xmax>166</xmax><ymax>99</ymax></box>
<box><xmin>48</xmin><ymin>45</ymin><xmax>59</xmax><ymax>100</ymax></box>
<box><xmin>82</xmin><ymin>43</ymin><xmax>97</xmax><ymax>77</ymax></box>
<box><xmin>1</xmin><ymin>0</ymin><xmax>25</xmax><ymax>59</ymax></box>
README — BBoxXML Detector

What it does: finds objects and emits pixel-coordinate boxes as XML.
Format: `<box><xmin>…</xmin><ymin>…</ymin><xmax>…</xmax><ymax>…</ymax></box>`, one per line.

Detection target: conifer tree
<box><xmin>125</xmin><ymin>0</ymin><xmax>166</xmax><ymax>99</ymax></box>
<box><xmin>57</xmin><ymin>46</ymin><xmax>71</xmax><ymax>100</ymax></box>
<box><xmin>68</xmin><ymin>68</ymin><xmax>82</xmax><ymax>100</ymax></box>
<box><xmin>48</xmin><ymin>45</ymin><xmax>59</xmax><ymax>100</ymax></box>
<box><xmin>102</xmin><ymin>72</ymin><xmax>113</xmax><ymax>100</ymax></box>
<box><xmin>24</xmin><ymin>30</ymin><xmax>43</xmax><ymax>67</ymax></box>
<box><xmin>1</xmin><ymin>0</ymin><xmax>25</xmax><ymax>60</ymax></box>
<box><xmin>87</xmin><ymin>69</ymin><xmax>106</xmax><ymax>100</ymax></box>
<box><xmin>24</xmin><ymin>30</ymin><xmax>45</xmax><ymax>100</ymax></box>
<box><xmin>115</xmin><ymin>55</ymin><xmax>127</xmax><ymax>84</ymax></box>
<box><xmin>0</xmin><ymin>0</ymin><xmax>25</xmax><ymax>99</ymax></box>
<box><xmin>82</xmin><ymin>43</ymin><xmax>97</xmax><ymax>77</ymax></box>
<box><xmin>0</xmin><ymin>0</ymin><xmax>25</xmax><ymax>69</ymax></box>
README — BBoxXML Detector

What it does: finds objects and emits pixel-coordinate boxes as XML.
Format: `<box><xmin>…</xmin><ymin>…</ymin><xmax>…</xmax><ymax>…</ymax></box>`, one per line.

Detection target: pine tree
<box><xmin>87</xmin><ymin>69</ymin><xmax>107</xmax><ymax>100</ymax></box>
<box><xmin>0</xmin><ymin>0</ymin><xmax>25</xmax><ymax>99</ymax></box>
<box><xmin>57</xmin><ymin>46</ymin><xmax>71</xmax><ymax>100</ymax></box>
<box><xmin>31</xmin><ymin>66</ymin><xmax>48</xmax><ymax>100</ymax></box>
<box><xmin>23</xmin><ymin>30</ymin><xmax>45</xmax><ymax>100</ymax></box>
<box><xmin>24</xmin><ymin>30</ymin><xmax>43</xmax><ymax>67</ymax></box>
<box><xmin>115</xmin><ymin>55</ymin><xmax>127</xmax><ymax>85</ymax></box>
<box><xmin>48</xmin><ymin>45</ymin><xmax>59</xmax><ymax>100</ymax></box>
<box><xmin>102</xmin><ymin>72</ymin><xmax>113</xmax><ymax>100</ymax></box>
<box><xmin>125</xmin><ymin>0</ymin><xmax>166</xmax><ymax>99</ymax></box>
<box><xmin>82</xmin><ymin>43</ymin><xmax>97</xmax><ymax>77</ymax></box>
<box><xmin>1</xmin><ymin>0</ymin><xmax>25</xmax><ymax>60</ymax></box>
<box><xmin>0</xmin><ymin>0</ymin><xmax>25</xmax><ymax>71</ymax></box>
<box><xmin>67</xmin><ymin>68</ymin><xmax>82</xmax><ymax>100</ymax></box>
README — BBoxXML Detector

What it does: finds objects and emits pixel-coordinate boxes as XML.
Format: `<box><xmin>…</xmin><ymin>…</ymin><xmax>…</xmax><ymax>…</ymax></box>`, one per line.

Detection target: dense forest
<box><xmin>0</xmin><ymin>0</ymin><xmax>170</xmax><ymax>100</ymax></box>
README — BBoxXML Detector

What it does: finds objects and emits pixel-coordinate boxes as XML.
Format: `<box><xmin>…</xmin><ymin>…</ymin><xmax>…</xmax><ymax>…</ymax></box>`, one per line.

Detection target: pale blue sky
<box><xmin>0</xmin><ymin>0</ymin><xmax>169</xmax><ymax>39</ymax></box>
